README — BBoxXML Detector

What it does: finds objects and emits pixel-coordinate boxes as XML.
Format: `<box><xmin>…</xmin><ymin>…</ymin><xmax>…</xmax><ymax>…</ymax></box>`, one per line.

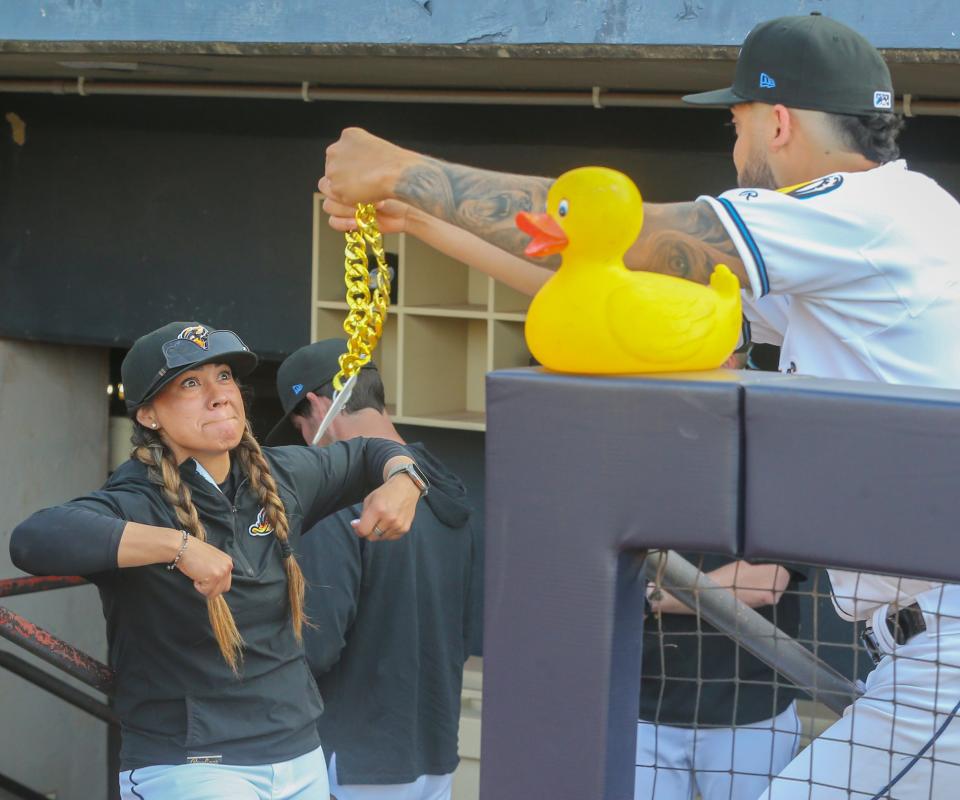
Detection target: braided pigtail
<box><xmin>233</xmin><ymin>423</ymin><xmax>308</xmax><ymax>642</ymax></box>
<box><xmin>131</xmin><ymin>423</ymin><xmax>245</xmax><ymax>673</ymax></box>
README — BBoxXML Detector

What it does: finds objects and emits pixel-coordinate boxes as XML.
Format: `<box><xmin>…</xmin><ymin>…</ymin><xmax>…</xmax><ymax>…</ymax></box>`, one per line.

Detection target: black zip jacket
<box><xmin>296</xmin><ymin>443</ymin><xmax>477</xmax><ymax>785</ymax></box>
<box><xmin>9</xmin><ymin>438</ymin><xmax>409</xmax><ymax>770</ymax></box>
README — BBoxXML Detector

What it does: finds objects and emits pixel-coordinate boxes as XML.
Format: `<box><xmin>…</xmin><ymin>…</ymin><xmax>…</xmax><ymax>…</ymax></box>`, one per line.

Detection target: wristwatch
<box><xmin>387</xmin><ymin>461</ymin><xmax>430</xmax><ymax>497</ymax></box>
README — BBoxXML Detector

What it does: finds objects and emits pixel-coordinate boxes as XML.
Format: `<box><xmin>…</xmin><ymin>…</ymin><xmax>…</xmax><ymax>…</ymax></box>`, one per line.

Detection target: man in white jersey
<box><xmin>319</xmin><ymin>13</ymin><xmax>960</xmax><ymax>797</ymax></box>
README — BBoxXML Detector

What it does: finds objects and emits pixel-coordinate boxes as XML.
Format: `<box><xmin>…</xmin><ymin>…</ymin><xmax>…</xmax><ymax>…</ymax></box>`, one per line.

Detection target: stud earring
<box><xmin>151</xmin><ymin>423</ymin><xmax>158</xmax><ymax>429</ymax></box>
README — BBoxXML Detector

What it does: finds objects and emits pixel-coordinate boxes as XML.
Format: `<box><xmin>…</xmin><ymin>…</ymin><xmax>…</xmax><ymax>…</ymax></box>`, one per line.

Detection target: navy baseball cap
<box><xmin>122</xmin><ymin>322</ymin><xmax>258</xmax><ymax>409</ymax></box>
<box><xmin>266</xmin><ymin>339</ymin><xmax>378</xmax><ymax>446</ymax></box>
<box><xmin>683</xmin><ymin>14</ymin><xmax>894</xmax><ymax>115</ymax></box>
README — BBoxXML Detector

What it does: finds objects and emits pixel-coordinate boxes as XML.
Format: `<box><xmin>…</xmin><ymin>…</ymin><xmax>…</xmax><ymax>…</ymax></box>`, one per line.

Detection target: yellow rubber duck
<box><xmin>516</xmin><ymin>166</ymin><xmax>742</xmax><ymax>374</ymax></box>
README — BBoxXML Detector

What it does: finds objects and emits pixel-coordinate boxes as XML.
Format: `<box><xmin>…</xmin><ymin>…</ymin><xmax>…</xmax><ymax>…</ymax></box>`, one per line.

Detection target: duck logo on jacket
<box><xmin>178</xmin><ymin>325</ymin><xmax>210</xmax><ymax>350</ymax></box>
<box><xmin>249</xmin><ymin>508</ymin><xmax>274</xmax><ymax>536</ymax></box>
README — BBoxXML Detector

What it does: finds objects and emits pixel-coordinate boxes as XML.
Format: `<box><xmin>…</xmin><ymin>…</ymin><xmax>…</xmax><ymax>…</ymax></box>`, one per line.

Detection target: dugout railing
<box><xmin>481</xmin><ymin>368</ymin><xmax>960</xmax><ymax>800</ymax></box>
<box><xmin>0</xmin><ymin>575</ymin><xmax>118</xmax><ymax>800</ymax></box>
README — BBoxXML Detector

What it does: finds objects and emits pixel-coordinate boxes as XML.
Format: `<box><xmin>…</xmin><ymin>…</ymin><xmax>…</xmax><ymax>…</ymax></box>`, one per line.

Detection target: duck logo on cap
<box><xmin>178</xmin><ymin>325</ymin><xmax>210</xmax><ymax>350</ymax></box>
<box><xmin>249</xmin><ymin>507</ymin><xmax>274</xmax><ymax>536</ymax></box>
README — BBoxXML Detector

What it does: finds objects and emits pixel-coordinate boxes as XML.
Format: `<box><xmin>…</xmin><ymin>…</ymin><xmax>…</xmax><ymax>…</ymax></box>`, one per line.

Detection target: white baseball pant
<box><xmin>760</xmin><ymin>610</ymin><xmax>960</xmax><ymax>799</ymax></box>
<box><xmin>119</xmin><ymin>743</ymin><xmax>328</xmax><ymax>799</ymax></box>
<box><xmin>328</xmin><ymin>753</ymin><xmax>453</xmax><ymax>800</ymax></box>
<box><xmin>635</xmin><ymin>701</ymin><xmax>801</xmax><ymax>799</ymax></box>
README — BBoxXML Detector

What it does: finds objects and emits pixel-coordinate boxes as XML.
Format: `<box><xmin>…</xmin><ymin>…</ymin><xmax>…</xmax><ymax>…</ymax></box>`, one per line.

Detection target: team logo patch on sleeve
<box><xmin>249</xmin><ymin>508</ymin><xmax>274</xmax><ymax>536</ymax></box>
<box><xmin>178</xmin><ymin>325</ymin><xmax>210</xmax><ymax>349</ymax></box>
<box><xmin>784</xmin><ymin>174</ymin><xmax>844</xmax><ymax>199</ymax></box>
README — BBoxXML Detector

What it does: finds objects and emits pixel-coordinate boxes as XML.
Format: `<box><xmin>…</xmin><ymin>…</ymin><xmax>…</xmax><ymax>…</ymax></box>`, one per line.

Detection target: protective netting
<box><xmin>638</xmin><ymin>551</ymin><xmax>960</xmax><ymax>800</ymax></box>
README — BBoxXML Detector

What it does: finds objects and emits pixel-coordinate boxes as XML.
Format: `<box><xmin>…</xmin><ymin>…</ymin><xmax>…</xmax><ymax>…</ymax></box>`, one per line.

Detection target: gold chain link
<box><xmin>332</xmin><ymin>203</ymin><xmax>392</xmax><ymax>392</ymax></box>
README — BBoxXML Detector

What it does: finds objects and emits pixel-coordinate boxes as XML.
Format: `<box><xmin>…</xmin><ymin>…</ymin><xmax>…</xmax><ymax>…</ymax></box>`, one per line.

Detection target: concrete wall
<box><xmin>3</xmin><ymin>0</ymin><xmax>959</xmax><ymax>49</ymax></box>
<box><xmin>0</xmin><ymin>340</ymin><xmax>109</xmax><ymax>799</ymax></box>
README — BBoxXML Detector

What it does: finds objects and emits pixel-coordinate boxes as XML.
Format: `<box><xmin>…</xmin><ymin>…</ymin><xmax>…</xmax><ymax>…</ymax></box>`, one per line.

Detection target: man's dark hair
<box><xmin>830</xmin><ymin>112</ymin><xmax>905</xmax><ymax>164</ymax></box>
<box><xmin>292</xmin><ymin>368</ymin><xmax>386</xmax><ymax>419</ymax></box>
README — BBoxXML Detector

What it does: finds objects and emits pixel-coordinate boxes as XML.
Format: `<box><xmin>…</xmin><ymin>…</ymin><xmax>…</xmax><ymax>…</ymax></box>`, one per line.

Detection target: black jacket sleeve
<box><xmin>270</xmin><ymin>437</ymin><xmax>410</xmax><ymax>531</ymax></box>
<box><xmin>298</xmin><ymin>511</ymin><xmax>363</xmax><ymax>676</ymax></box>
<box><xmin>10</xmin><ymin>498</ymin><xmax>127</xmax><ymax>577</ymax></box>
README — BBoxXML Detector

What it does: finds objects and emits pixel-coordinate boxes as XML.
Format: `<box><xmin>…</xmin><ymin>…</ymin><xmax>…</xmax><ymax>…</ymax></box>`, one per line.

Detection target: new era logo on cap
<box><xmin>874</xmin><ymin>91</ymin><xmax>892</xmax><ymax>109</ymax></box>
<box><xmin>292</xmin><ymin>383</ymin><xmax>304</xmax><ymax>395</ymax></box>
<box><xmin>759</xmin><ymin>72</ymin><xmax>777</xmax><ymax>89</ymax></box>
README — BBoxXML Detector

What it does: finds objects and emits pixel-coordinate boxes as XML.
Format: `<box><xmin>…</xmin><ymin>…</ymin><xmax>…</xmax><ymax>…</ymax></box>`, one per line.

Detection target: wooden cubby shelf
<box><xmin>312</xmin><ymin>195</ymin><xmax>532</xmax><ymax>431</ymax></box>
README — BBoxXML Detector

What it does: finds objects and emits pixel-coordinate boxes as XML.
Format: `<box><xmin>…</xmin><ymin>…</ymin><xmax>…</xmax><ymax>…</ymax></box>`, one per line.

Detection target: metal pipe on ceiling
<box><xmin>0</xmin><ymin>78</ymin><xmax>955</xmax><ymax>117</ymax></box>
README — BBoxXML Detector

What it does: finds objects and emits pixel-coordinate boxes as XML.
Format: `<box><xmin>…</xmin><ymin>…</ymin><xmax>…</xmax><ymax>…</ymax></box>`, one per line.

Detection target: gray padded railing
<box><xmin>480</xmin><ymin>368</ymin><xmax>960</xmax><ymax>800</ymax></box>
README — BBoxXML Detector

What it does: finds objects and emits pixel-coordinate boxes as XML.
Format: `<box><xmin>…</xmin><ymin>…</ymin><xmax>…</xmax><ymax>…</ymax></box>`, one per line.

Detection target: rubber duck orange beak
<box><xmin>516</xmin><ymin>212</ymin><xmax>569</xmax><ymax>258</ymax></box>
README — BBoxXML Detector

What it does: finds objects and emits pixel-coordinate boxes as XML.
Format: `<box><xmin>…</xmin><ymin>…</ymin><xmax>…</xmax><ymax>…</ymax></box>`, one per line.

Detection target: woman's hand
<box><xmin>176</xmin><ymin>537</ymin><xmax>235</xmax><ymax>598</ymax></box>
<box><xmin>351</xmin><ymin>472</ymin><xmax>421</xmax><ymax>541</ymax></box>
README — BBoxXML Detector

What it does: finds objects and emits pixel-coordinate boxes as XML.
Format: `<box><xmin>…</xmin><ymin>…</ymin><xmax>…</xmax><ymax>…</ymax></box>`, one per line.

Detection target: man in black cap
<box><xmin>267</xmin><ymin>340</ymin><xmax>477</xmax><ymax>800</ymax></box>
<box><xmin>318</xmin><ymin>12</ymin><xmax>960</xmax><ymax>799</ymax></box>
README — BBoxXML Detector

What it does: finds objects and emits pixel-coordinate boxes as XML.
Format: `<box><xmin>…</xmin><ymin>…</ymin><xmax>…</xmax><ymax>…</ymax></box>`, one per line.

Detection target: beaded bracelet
<box><xmin>167</xmin><ymin>530</ymin><xmax>190</xmax><ymax>571</ymax></box>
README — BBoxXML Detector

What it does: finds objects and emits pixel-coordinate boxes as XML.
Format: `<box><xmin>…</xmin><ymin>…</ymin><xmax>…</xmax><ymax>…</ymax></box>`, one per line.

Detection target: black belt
<box><xmin>861</xmin><ymin>602</ymin><xmax>927</xmax><ymax>665</ymax></box>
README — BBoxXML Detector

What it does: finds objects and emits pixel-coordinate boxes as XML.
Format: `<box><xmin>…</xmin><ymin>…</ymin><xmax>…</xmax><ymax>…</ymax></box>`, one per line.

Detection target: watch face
<box><xmin>408</xmin><ymin>465</ymin><xmax>427</xmax><ymax>490</ymax></box>
<box><xmin>404</xmin><ymin>463</ymin><xmax>429</xmax><ymax>494</ymax></box>
<box><xmin>389</xmin><ymin>461</ymin><xmax>428</xmax><ymax>495</ymax></box>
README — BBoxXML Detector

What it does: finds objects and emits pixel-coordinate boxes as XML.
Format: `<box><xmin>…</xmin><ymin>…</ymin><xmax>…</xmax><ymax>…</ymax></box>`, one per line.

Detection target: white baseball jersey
<box><xmin>702</xmin><ymin>160</ymin><xmax>960</xmax><ymax>620</ymax></box>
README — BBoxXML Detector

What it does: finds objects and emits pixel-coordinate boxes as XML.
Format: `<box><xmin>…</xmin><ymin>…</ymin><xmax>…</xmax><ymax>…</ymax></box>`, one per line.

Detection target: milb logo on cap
<box><xmin>874</xmin><ymin>91</ymin><xmax>892</xmax><ymax>109</ymax></box>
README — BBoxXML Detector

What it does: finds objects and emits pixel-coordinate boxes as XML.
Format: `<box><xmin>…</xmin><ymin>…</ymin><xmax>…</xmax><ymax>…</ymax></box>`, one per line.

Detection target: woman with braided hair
<box><xmin>10</xmin><ymin>321</ymin><xmax>427</xmax><ymax>800</ymax></box>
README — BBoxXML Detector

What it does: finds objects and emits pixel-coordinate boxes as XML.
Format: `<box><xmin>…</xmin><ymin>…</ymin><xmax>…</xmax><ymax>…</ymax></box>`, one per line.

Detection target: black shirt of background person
<box><xmin>639</xmin><ymin>553</ymin><xmax>806</xmax><ymax>727</ymax></box>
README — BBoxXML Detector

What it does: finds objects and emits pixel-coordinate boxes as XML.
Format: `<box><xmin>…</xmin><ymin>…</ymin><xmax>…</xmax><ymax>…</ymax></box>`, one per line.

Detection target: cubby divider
<box><xmin>313</xmin><ymin>194</ymin><xmax>532</xmax><ymax>430</ymax></box>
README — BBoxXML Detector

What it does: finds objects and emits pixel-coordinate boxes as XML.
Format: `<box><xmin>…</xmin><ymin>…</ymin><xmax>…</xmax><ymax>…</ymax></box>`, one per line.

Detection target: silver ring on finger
<box><xmin>372</xmin><ymin>525</ymin><xmax>384</xmax><ymax>538</ymax></box>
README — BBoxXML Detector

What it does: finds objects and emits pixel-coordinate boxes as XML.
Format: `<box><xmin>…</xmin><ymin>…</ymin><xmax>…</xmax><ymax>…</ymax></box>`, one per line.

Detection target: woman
<box><xmin>10</xmin><ymin>321</ymin><xmax>426</xmax><ymax>799</ymax></box>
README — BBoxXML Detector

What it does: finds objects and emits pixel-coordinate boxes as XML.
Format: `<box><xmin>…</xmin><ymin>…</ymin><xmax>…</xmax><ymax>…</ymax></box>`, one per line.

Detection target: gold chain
<box><xmin>332</xmin><ymin>203</ymin><xmax>392</xmax><ymax>392</ymax></box>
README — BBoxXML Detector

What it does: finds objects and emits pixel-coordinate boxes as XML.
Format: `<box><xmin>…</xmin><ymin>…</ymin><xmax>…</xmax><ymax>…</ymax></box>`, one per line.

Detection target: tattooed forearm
<box><xmin>395</xmin><ymin>156</ymin><xmax>555</xmax><ymax>263</ymax></box>
<box><xmin>628</xmin><ymin>201</ymin><xmax>748</xmax><ymax>286</ymax></box>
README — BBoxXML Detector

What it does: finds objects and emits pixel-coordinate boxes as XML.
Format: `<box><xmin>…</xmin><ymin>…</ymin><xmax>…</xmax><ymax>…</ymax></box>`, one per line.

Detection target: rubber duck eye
<box><xmin>558</xmin><ymin>199</ymin><xmax>570</xmax><ymax>217</ymax></box>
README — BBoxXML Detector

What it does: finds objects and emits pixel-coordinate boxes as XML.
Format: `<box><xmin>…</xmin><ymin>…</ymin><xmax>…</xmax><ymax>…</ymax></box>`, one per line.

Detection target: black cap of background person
<box><xmin>683</xmin><ymin>13</ymin><xmax>894</xmax><ymax>116</ymax></box>
<box><xmin>122</xmin><ymin>322</ymin><xmax>259</xmax><ymax>410</ymax></box>
<box><xmin>265</xmin><ymin>339</ymin><xmax>378</xmax><ymax>446</ymax></box>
